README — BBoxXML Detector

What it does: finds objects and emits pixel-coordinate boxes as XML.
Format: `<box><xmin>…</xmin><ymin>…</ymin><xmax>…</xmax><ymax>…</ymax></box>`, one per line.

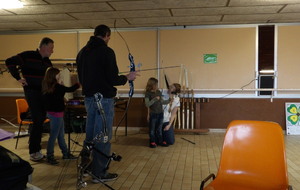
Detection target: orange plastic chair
<box><xmin>200</xmin><ymin>120</ymin><xmax>292</xmax><ymax>190</ymax></box>
<box><xmin>15</xmin><ymin>99</ymin><xmax>50</xmax><ymax>149</ymax></box>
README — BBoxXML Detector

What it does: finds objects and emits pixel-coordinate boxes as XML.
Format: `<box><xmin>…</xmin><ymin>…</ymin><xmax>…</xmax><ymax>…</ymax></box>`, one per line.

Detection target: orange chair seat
<box><xmin>201</xmin><ymin>120</ymin><xmax>290</xmax><ymax>190</ymax></box>
<box><xmin>19</xmin><ymin>119</ymin><xmax>50</xmax><ymax>125</ymax></box>
<box><xmin>206</xmin><ymin>177</ymin><xmax>289</xmax><ymax>190</ymax></box>
<box><xmin>20</xmin><ymin>120</ymin><xmax>33</xmax><ymax>125</ymax></box>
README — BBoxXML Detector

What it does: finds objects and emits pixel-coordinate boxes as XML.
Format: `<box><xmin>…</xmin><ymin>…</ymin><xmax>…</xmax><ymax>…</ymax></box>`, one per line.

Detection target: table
<box><xmin>65</xmin><ymin>98</ymin><xmax>128</xmax><ymax>153</ymax></box>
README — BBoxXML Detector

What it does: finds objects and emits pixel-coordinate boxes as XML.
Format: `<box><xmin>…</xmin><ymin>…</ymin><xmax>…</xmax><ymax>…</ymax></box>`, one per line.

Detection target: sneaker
<box><xmin>83</xmin><ymin>170</ymin><xmax>90</xmax><ymax>177</ymax></box>
<box><xmin>47</xmin><ymin>156</ymin><xmax>59</xmax><ymax>165</ymax></box>
<box><xmin>149</xmin><ymin>142</ymin><xmax>157</xmax><ymax>148</ymax></box>
<box><xmin>30</xmin><ymin>152</ymin><xmax>44</xmax><ymax>161</ymax></box>
<box><xmin>36</xmin><ymin>151</ymin><xmax>45</xmax><ymax>158</ymax></box>
<box><xmin>160</xmin><ymin>141</ymin><xmax>169</xmax><ymax>147</ymax></box>
<box><xmin>62</xmin><ymin>153</ymin><xmax>77</xmax><ymax>160</ymax></box>
<box><xmin>92</xmin><ymin>173</ymin><xmax>118</xmax><ymax>183</ymax></box>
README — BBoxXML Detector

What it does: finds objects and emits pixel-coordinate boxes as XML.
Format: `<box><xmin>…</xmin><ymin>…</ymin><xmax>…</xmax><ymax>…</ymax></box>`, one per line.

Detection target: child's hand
<box><xmin>164</xmin><ymin>124</ymin><xmax>171</xmax><ymax>131</ymax></box>
<box><xmin>156</xmin><ymin>96</ymin><xmax>160</xmax><ymax>100</ymax></box>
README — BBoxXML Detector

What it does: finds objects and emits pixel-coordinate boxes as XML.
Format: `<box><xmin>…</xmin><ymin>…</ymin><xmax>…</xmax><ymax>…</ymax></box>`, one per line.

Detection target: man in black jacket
<box><xmin>6</xmin><ymin>37</ymin><xmax>54</xmax><ymax>161</ymax></box>
<box><xmin>77</xmin><ymin>25</ymin><xmax>137</xmax><ymax>182</ymax></box>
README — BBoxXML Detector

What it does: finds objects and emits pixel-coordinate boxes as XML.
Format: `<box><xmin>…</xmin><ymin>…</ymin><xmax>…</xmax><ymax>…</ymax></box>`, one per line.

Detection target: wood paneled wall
<box><xmin>1</xmin><ymin>96</ymin><xmax>297</xmax><ymax>130</ymax></box>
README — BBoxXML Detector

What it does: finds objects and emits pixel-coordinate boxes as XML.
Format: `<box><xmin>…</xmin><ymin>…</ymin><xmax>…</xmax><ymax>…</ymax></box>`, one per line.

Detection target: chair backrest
<box><xmin>16</xmin><ymin>99</ymin><xmax>29</xmax><ymax>124</ymax></box>
<box><xmin>214</xmin><ymin>120</ymin><xmax>289</xmax><ymax>189</ymax></box>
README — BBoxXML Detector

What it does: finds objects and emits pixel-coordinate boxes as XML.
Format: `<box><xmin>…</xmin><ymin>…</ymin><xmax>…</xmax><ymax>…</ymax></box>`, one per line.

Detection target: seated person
<box><xmin>162</xmin><ymin>83</ymin><xmax>181</xmax><ymax>145</ymax></box>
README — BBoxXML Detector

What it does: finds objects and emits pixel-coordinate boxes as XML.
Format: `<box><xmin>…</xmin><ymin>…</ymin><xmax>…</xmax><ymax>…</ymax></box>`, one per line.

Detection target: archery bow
<box><xmin>114</xmin><ymin>20</ymin><xmax>135</xmax><ymax>141</ymax></box>
<box><xmin>119</xmin><ymin>65</ymin><xmax>181</xmax><ymax>74</ymax></box>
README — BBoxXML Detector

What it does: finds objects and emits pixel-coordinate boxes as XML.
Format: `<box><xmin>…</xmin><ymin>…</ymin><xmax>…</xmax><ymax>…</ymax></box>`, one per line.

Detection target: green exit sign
<box><xmin>204</xmin><ymin>54</ymin><xmax>217</xmax><ymax>64</ymax></box>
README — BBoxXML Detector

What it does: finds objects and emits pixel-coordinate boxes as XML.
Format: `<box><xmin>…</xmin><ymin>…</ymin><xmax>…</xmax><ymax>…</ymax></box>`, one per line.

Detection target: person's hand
<box><xmin>126</xmin><ymin>71</ymin><xmax>139</xmax><ymax>81</ymax></box>
<box><xmin>18</xmin><ymin>78</ymin><xmax>28</xmax><ymax>86</ymax></box>
<box><xmin>164</xmin><ymin>124</ymin><xmax>171</xmax><ymax>131</ymax></box>
<box><xmin>156</xmin><ymin>96</ymin><xmax>160</xmax><ymax>100</ymax></box>
<box><xmin>59</xmin><ymin>80</ymin><xmax>64</xmax><ymax>85</ymax></box>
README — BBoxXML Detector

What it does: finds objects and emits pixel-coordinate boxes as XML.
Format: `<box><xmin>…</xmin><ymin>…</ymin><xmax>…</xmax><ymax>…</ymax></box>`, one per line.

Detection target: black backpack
<box><xmin>0</xmin><ymin>146</ymin><xmax>33</xmax><ymax>190</ymax></box>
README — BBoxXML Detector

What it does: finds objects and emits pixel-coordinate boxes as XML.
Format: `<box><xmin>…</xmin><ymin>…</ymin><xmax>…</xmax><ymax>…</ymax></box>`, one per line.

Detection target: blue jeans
<box><xmin>46</xmin><ymin>114</ymin><xmax>68</xmax><ymax>158</ymax></box>
<box><xmin>84</xmin><ymin>96</ymin><xmax>114</xmax><ymax>177</ymax></box>
<box><xmin>149</xmin><ymin>112</ymin><xmax>163</xmax><ymax>144</ymax></box>
<box><xmin>162</xmin><ymin>122</ymin><xmax>175</xmax><ymax>145</ymax></box>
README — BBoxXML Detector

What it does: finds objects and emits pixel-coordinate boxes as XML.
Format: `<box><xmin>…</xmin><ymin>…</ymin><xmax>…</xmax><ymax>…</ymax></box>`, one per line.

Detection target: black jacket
<box><xmin>76</xmin><ymin>36</ymin><xmax>128</xmax><ymax>97</ymax></box>
<box><xmin>43</xmin><ymin>83</ymin><xmax>80</xmax><ymax>112</ymax></box>
<box><xmin>5</xmin><ymin>50</ymin><xmax>52</xmax><ymax>91</ymax></box>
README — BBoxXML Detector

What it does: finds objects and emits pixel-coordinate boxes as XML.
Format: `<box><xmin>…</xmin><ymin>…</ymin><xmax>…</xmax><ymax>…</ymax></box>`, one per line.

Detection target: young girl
<box><xmin>42</xmin><ymin>67</ymin><xmax>80</xmax><ymax>165</ymax></box>
<box><xmin>145</xmin><ymin>77</ymin><xmax>170</xmax><ymax>148</ymax></box>
<box><xmin>162</xmin><ymin>83</ymin><xmax>181</xmax><ymax>145</ymax></box>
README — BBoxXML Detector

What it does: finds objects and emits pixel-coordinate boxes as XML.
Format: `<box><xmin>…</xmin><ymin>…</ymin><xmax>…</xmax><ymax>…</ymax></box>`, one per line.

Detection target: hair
<box><xmin>42</xmin><ymin>67</ymin><xmax>60</xmax><ymax>94</ymax></box>
<box><xmin>172</xmin><ymin>83</ymin><xmax>181</xmax><ymax>94</ymax></box>
<box><xmin>39</xmin><ymin>37</ymin><xmax>54</xmax><ymax>48</ymax></box>
<box><xmin>94</xmin><ymin>25</ymin><xmax>111</xmax><ymax>37</ymax></box>
<box><xmin>145</xmin><ymin>77</ymin><xmax>158</xmax><ymax>93</ymax></box>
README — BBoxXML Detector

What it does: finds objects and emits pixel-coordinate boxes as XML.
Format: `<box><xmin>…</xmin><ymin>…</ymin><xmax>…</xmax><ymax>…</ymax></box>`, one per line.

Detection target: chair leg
<box><xmin>15</xmin><ymin>123</ymin><xmax>22</xmax><ymax>149</ymax></box>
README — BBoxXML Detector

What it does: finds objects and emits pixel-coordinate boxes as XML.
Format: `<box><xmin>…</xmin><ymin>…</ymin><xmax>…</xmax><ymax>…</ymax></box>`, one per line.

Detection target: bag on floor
<box><xmin>0</xmin><ymin>146</ymin><xmax>33</xmax><ymax>190</ymax></box>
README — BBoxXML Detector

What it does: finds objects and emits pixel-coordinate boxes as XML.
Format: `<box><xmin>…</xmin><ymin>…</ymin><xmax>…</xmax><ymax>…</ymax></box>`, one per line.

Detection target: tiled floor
<box><xmin>1</xmin><ymin>126</ymin><xmax>300</xmax><ymax>190</ymax></box>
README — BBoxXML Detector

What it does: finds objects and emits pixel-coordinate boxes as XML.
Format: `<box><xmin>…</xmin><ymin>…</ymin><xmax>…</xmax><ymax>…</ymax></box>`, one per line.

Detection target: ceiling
<box><xmin>1</xmin><ymin>0</ymin><xmax>300</xmax><ymax>32</ymax></box>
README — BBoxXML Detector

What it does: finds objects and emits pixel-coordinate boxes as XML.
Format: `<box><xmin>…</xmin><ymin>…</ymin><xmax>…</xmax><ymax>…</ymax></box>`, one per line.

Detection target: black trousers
<box><xmin>24</xmin><ymin>89</ymin><xmax>46</xmax><ymax>154</ymax></box>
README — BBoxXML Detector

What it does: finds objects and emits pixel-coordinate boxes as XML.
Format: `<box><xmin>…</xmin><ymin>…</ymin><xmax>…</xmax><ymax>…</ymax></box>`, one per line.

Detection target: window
<box><xmin>258</xmin><ymin>25</ymin><xmax>275</xmax><ymax>95</ymax></box>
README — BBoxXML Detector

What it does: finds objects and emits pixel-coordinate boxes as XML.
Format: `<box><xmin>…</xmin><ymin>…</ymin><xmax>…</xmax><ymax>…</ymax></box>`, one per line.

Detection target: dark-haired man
<box><xmin>77</xmin><ymin>25</ymin><xmax>138</xmax><ymax>182</ymax></box>
<box><xmin>6</xmin><ymin>37</ymin><xmax>54</xmax><ymax>161</ymax></box>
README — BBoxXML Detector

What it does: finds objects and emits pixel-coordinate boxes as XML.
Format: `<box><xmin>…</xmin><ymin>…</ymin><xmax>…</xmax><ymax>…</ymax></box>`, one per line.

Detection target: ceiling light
<box><xmin>0</xmin><ymin>0</ymin><xmax>23</xmax><ymax>9</ymax></box>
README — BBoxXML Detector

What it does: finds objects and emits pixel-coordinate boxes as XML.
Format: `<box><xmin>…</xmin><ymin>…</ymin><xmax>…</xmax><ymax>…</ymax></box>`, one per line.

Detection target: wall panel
<box><xmin>160</xmin><ymin>27</ymin><xmax>256</xmax><ymax>90</ymax></box>
<box><xmin>277</xmin><ymin>25</ymin><xmax>300</xmax><ymax>94</ymax></box>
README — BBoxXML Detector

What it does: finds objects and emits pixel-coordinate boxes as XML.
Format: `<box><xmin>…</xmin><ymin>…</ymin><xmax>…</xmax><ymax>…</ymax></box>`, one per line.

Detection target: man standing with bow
<box><xmin>77</xmin><ymin>24</ymin><xmax>137</xmax><ymax>182</ymax></box>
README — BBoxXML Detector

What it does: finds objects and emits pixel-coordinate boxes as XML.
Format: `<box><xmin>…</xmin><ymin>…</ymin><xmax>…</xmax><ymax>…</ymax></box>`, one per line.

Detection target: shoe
<box><xmin>30</xmin><ymin>152</ymin><xmax>44</xmax><ymax>161</ymax></box>
<box><xmin>62</xmin><ymin>153</ymin><xmax>77</xmax><ymax>160</ymax></box>
<box><xmin>47</xmin><ymin>156</ymin><xmax>59</xmax><ymax>165</ymax></box>
<box><xmin>36</xmin><ymin>151</ymin><xmax>45</xmax><ymax>158</ymax></box>
<box><xmin>149</xmin><ymin>142</ymin><xmax>157</xmax><ymax>148</ymax></box>
<box><xmin>160</xmin><ymin>141</ymin><xmax>169</xmax><ymax>147</ymax></box>
<box><xmin>92</xmin><ymin>173</ymin><xmax>118</xmax><ymax>183</ymax></box>
<box><xmin>83</xmin><ymin>170</ymin><xmax>90</xmax><ymax>177</ymax></box>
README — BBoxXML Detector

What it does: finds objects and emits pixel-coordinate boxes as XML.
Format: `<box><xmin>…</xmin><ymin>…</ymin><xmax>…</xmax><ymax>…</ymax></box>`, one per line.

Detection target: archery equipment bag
<box><xmin>0</xmin><ymin>146</ymin><xmax>33</xmax><ymax>190</ymax></box>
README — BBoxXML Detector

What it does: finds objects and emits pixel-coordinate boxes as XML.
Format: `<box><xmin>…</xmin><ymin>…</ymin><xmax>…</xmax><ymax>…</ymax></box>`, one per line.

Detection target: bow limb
<box><xmin>163</xmin><ymin>69</ymin><xmax>170</xmax><ymax>90</ymax></box>
<box><xmin>114</xmin><ymin>54</ymin><xmax>135</xmax><ymax>141</ymax></box>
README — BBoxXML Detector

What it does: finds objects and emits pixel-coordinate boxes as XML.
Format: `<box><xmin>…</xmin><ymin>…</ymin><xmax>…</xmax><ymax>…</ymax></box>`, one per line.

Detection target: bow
<box><xmin>114</xmin><ymin>20</ymin><xmax>135</xmax><ymax>141</ymax></box>
<box><xmin>164</xmin><ymin>70</ymin><xmax>170</xmax><ymax>90</ymax></box>
<box><xmin>119</xmin><ymin>65</ymin><xmax>181</xmax><ymax>74</ymax></box>
<box><xmin>128</xmin><ymin>53</ymin><xmax>135</xmax><ymax>97</ymax></box>
<box><xmin>94</xmin><ymin>92</ymin><xmax>108</xmax><ymax>143</ymax></box>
